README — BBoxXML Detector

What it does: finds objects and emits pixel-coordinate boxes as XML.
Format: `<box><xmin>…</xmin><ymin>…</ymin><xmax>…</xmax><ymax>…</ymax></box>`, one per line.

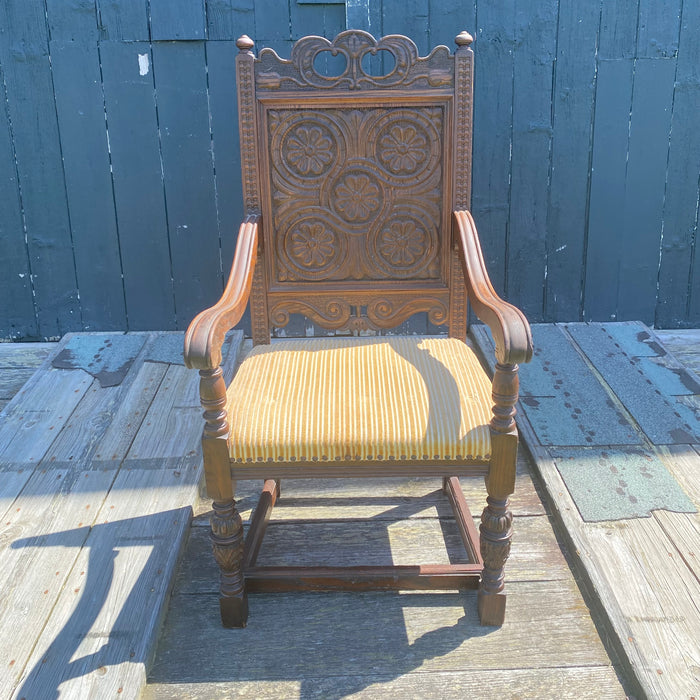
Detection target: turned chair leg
<box><xmin>478</xmin><ymin>361</ymin><xmax>519</xmax><ymax>626</ymax></box>
<box><xmin>478</xmin><ymin>495</ymin><xmax>512</xmax><ymax>625</ymax></box>
<box><xmin>211</xmin><ymin>498</ymin><xmax>248</xmax><ymax>627</ymax></box>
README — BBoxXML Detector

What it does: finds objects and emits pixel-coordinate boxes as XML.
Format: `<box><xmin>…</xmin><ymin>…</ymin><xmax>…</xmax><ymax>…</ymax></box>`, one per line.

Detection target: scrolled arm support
<box><xmin>184</xmin><ymin>215</ymin><xmax>260</xmax><ymax>370</ymax></box>
<box><xmin>453</xmin><ymin>209</ymin><xmax>533</xmax><ymax>366</ymax></box>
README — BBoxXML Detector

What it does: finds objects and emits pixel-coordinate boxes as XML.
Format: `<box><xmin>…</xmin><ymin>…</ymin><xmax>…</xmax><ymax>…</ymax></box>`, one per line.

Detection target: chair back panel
<box><xmin>236</xmin><ymin>31</ymin><xmax>473</xmax><ymax>339</ymax></box>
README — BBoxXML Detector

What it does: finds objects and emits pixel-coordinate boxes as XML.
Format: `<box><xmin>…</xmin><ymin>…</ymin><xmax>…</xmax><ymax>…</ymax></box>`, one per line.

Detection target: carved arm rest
<box><xmin>184</xmin><ymin>215</ymin><xmax>260</xmax><ymax>371</ymax></box>
<box><xmin>453</xmin><ymin>209</ymin><xmax>533</xmax><ymax>366</ymax></box>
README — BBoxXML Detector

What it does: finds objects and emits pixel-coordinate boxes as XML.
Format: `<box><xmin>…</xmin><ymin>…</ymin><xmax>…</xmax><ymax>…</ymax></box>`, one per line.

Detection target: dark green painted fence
<box><xmin>1</xmin><ymin>0</ymin><xmax>698</xmax><ymax>340</ymax></box>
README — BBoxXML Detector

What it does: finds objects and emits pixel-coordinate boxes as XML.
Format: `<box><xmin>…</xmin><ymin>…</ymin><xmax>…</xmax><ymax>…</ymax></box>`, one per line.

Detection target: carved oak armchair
<box><xmin>184</xmin><ymin>30</ymin><xmax>532</xmax><ymax>628</ymax></box>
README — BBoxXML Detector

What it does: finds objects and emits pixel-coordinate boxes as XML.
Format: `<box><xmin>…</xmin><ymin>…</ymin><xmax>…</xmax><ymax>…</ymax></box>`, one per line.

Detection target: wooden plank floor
<box><xmin>473</xmin><ymin>322</ymin><xmax>700</xmax><ymax>700</ymax></box>
<box><xmin>4</xmin><ymin>326</ymin><xmax>697</xmax><ymax>699</ymax></box>
<box><xmin>144</xmin><ymin>340</ymin><xmax>630</xmax><ymax>700</ymax></box>
<box><xmin>0</xmin><ymin>331</ymin><xmax>242</xmax><ymax>700</ymax></box>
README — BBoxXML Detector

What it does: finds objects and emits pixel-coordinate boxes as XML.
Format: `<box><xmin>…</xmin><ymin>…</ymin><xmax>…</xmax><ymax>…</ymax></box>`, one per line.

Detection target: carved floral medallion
<box><xmin>285</xmin><ymin>125</ymin><xmax>334</xmax><ymax>176</ymax></box>
<box><xmin>333</xmin><ymin>171</ymin><xmax>382</xmax><ymax>222</ymax></box>
<box><xmin>290</xmin><ymin>223</ymin><xmax>335</xmax><ymax>266</ymax></box>
<box><xmin>378</xmin><ymin>125</ymin><xmax>427</xmax><ymax>173</ymax></box>
<box><xmin>379</xmin><ymin>220</ymin><xmax>425</xmax><ymax>265</ymax></box>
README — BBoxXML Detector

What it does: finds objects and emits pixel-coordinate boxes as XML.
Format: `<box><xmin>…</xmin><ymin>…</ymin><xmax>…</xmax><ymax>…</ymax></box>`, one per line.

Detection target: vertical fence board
<box><xmin>637</xmin><ymin>0</ymin><xmax>681</xmax><ymax>58</ymax></box>
<box><xmin>46</xmin><ymin>0</ymin><xmax>98</xmax><ymax>41</ymax></box>
<box><xmin>150</xmin><ymin>0</ymin><xmax>206</xmax><ymax>40</ymax></box>
<box><xmin>506</xmin><ymin>1</ymin><xmax>557</xmax><ymax>321</ymax></box>
<box><xmin>617</xmin><ymin>58</ymin><xmax>675</xmax><ymax>323</ymax></box>
<box><xmin>584</xmin><ymin>59</ymin><xmax>634</xmax><ymax>321</ymax></box>
<box><xmin>346</xmin><ymin>0</ymin><xmax>381</xmax><ymax>34</ymax></box>
<box><xmin>0</xmin><ymin>0</ymin><xmax>81</xmax><ymax>339</ymax></box>
<box><xmin>382</xmin><ymin>0</ymin><xmax>429</xmax><ymax>54</ymax></box>
<box><xmin>290</xmin><ymin>3</ymin><xmax>345</xmax><ymax>42</ymax></box>
<box><xmin>657</xmin><ymin>0</ymin><xmax>700</xmax><ymax>326</ymax></box>
<box><xmin>471</xmin><ymin>0</ymin><xmax>515</xmax><ymax>297</ymax></box>
<box><xmin>100</xmin><ymin>41</ymin><xmax>176</xmax><ymax>330</ymax></box>
<box><xmin>428</xmin><ymin>0</ymin><xmax>474</xmax><ymax>50</ymax></box>
<box><xmin>152</xmin><ymin>41</ymin><xmax>221</xmax><ymax>328</ymax></box>
<box><xmin>206</xmin><ymin>41</ymin><xmax>243</xmax><ymax>272</ymax></box>
<box><xmin>96</xmin><ymin>0</ymin><xmax>149</xmax><ymax>40</ymax></box>
<box><xmin>254</xmin><ymin>0</ymin><xmax>290</xmax><ymax>42</ymax></box>
<box><xmin>206</xmin><ymin>40</ymin><xmax>251</xmax><ymax>335</ymax></box>
<box><xmin>599</xmin><ymin>0</ymin><xmax>639</xmax><ymax>59</ymax></box>
<box><xmin>206</xmin><ymin>0</ymin><xmax>255</xmax><ymax>41</ymax></box>
<box><xmin>0</xmin><ymin>71</ymin><xmax>36</xmax><ymax>338</ymax></box>
<box><xmin>545</xmin><ymin>0</ymin><xmax>599</xmax><ymax>320</ymax></box>
<box><xmin>50</xmin><ymin>41</ymin><xmax>126</xmax><ymax>331</ymax></box>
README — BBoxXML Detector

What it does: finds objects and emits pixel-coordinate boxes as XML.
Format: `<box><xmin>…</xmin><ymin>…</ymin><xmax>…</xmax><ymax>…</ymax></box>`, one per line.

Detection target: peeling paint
<box><xmin>138</xmin><ymin>53</ymin><xmax>149</xmax><ymax>76</ymax></box>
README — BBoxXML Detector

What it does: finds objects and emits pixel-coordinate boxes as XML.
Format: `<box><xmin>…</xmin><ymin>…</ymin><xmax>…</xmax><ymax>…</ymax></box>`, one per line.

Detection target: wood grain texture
<box><xmin>617</xmin><ymin>58</ymin><xmax>675</xmax><ymax>323</ymax></box>
<box><xmin>96</xmin><ymin>0</ymin><xmax>149</xmax><ymax>40</ymax></box>
<box><xmin>584</xmin><ymin>58</ymin><xmax>634</xmax><ymax>322</ymax></box>
<box><xmin>0</xmin><ymin>72</ymin><xmax>36</xmax><ymax>339</ymax></box>
<box><xmin>152</xmin><ymin>41</ymin><xmax>222</xmax><ymax>329</ymax></box>
<box><xmin>149</xmin><ymin>0</ymin><xmax>206</xmax><ymax>40</ymax></box>
<box><xmin>470</xmin><ymin>0</ymin><xmax>514</xmax><ymax>297</ymax></box>
<box><xmin>206</xmin><ymin>0</ymin><xmax>255</xmax><ymax>41</ymax></box>
<box><xmin>506</xmin><ymin>1</ymin><xmax>557</xmax><ymax>322</ymax></box>
<box><xmin>100</xmin><ymin>41</ymin><xmax>176</xmax><ymax>331</ymax></box>
<box><xmin>471</xmin><ymin>322</ymin><xmax>700</xmax><ymax>700</ymax></box>
<box><xmin>544</xmin><ymin>0</ymin><xmax>598</xmax><ymax>320</ymax></box>
<box><xmin>656</xmin><ymin>0</ymin><xmax>700</xmax><ymax>327</ymax></box>
<box><xmin>0</xmin><ymin>467</ymin><xmax>117</xmax><ymax>700</ymax></box>
<box><xmin>0</xmin><ymin>0</ymin><xmax>80</xmax><ymax>339</ymax></box>
<box><xmin>144</xmin><ymin>666</ymin><xmax>626</xmax><ymax>700</ymax></box>
<box><xmin>11</xmin><ymin>458</ymin><xmax>201</xmax><ymax>700</ymax></box>
<box><xmin>50</xmin><ymin>40</ymin><xmax>126</xmax><ymax>331</ymax></box>
<box><xmin>0</xmin><ymin>331</ymin><xmax>227</xmax><ymax>700</ymax></box>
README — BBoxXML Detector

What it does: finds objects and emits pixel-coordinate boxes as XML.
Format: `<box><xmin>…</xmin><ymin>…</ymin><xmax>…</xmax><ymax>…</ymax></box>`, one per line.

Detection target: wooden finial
<box><xmin>236</xmin><ymin>35</ymin><xmax>254</xmax><ymax>52</ymax></box>
<box><xmin>455</xmin><ymin>31</ymin><xmax>473</xmax><ymax>47</ymax></box>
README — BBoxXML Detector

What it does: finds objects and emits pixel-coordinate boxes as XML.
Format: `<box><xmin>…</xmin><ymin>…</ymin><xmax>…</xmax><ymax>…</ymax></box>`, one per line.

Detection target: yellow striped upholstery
<box><xmin>225</xmin><ymin>336</ymin><xmax>493</xmax><ymax>463</ymax></box>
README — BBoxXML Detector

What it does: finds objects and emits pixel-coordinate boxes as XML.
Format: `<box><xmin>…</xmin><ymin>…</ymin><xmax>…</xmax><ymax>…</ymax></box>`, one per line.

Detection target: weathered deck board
<box><xmin>148</xmin><ymin>583</ymin><xmax>619</xmax><ymax>685</ymax></box>
<box><xmin>11</xmin><ymin>458</ymin><xmax>201</xmax><ymax>700</ymax></box>
<box><xmin>0</xmin><ymin>331</ymin><xmax>243</xmax><ymax>700</ymax></box>
<box><xmin>585</xmin><ymin>517</ymin><xmax>700</xmax><ymax>699</ymax></box>
<box><xmin>0</xmin><ymin>466</ymin><xmax>117</xmax><ymax>700</ymax></box>
<box><xmin>656</xmin><ymin>328</ymin><xmax>700</xmax><ymax>379</ymax></box>
<box><xmin>472</xmin><ymin>321</ymin><xmax>700</xmax><ymax>700</ymax></box>
<box><xmin>143</xmin><ymin>666</ymin><xmax>627</xmax><ymax>700</ymax></box>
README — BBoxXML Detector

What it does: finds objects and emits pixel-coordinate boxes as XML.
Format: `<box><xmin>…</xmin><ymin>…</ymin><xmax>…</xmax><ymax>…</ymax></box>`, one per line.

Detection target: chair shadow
<box><xmin>149</xmin><ymin>487</ymin><xmax>495</xmax><ymax>699</ymax></box>
<box><xmin>10</xmin><ymin>508</ymin><xmax>191</xmax><ymax>700</ymax></box>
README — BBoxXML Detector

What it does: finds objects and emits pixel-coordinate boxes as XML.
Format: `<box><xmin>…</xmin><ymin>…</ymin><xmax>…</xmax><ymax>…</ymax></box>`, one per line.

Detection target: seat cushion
<box><xmin>225</xmin><ymin>336</ymin><xmax>493</xmax><ymax>464</ymax></box>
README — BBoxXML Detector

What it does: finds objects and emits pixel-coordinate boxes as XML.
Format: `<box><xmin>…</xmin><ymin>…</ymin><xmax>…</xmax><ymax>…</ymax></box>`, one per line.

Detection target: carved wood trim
<box><xmin>448</xmin><ymin>244</ymin><xmax>468</xmax><ymax>339</ymax></box>
<box><xmin>255</xmin><ymin>31</ymin><xmax>455</xmax><ymax>92</ymax></box>
<box><xmin>236</xmin><ymin>36</ymin><xmax>261</xmax><ymax>214</ymax></box>
<box><xmin>268</xmin><ymin>292</ymin><xmax>449</xmax><ymax>332</ymax></box>
<box><xmin>454</xmin><ymin>32</ymin><xmax>473</xmax><ymax>209</ymax></box>
<box><xmin>250</xmin><ymin>232</ymin><xmax>271</xmax><ymax>345</ymax></box>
